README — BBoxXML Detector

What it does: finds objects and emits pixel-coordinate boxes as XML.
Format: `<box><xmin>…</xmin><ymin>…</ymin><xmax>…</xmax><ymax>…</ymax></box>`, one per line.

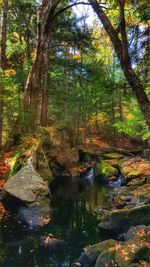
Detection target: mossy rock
<box><xmin>105</xmin><ymin>158</ymin><xmax>126</xmax><ymax>169</ymax></box>
<box><xmin>109</xmin><ymin>183</ymin><xmax>150</xmax><ymax>212</ymax></box>
<box><xmin>78</xmin><ymin>240</ymin><xmax>117</xmax><ymax>267</ymax></box>
<box><xmin>86</xmin><ymin>226</ymin><xmax>150</xmax><ymax>267</ymax></box>
<box><xmin>35</xmin><ymin>144</ymin><xmax>53</xmax><ymax>183</ymax></box>
<box><xmin>95</xmin><ymin>160</ymin><xmax>119</xmax><ymax>180</ymax></box>
<box><xmin>95</xmin><ymin>247</ymin><xmax>116</xmax><ymax>267</ymax></box>
<box><xmin>99</xmin><ymin>204</ymin><xmax>150</xmax><ymax>232</ymax></box>
<box><xmin>115</xmin><ymin>226</ymin><xmax>150</xmax><ymax>267</ymax></box>
<box><xmin>121</xmin><ymin>157</ymin><xmax>150</xmax><ymax>184</ymax></box>
<box><xmin>102</xmin><ymin>153</ymin><xmax>125</xmax><ymax>160</ymax></box>
<box><xmin>115</xmin><ymin>241</ymin><xmax>150</xmax><ymax>267</ymax></box>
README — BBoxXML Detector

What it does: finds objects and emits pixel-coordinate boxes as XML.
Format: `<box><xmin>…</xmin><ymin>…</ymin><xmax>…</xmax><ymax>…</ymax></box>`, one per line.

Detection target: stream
<box><xmin>0</xmin><ymin>171</ymin><xmax>111</xmax><ymax>267</ymax></box>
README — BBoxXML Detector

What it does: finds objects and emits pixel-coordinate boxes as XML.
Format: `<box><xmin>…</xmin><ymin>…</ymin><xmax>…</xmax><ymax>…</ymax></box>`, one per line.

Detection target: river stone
<box><xmin>3</xmin><ymin>158</ymin><xmax>50</xmax><ymax>203</ymax></box>
<box><xmin>120</xmin><ymin>157</ymin><xmax>150</xmax><ymax>185</ymax></box>
<box><xmin>94</xmin><ymin>160</ymin><xmax>119</xmax><ymax>183</ymax></box>
<box><xmin>77</xmin><ymin>240</ymin><xmax>117</xmax><ymax>267</ymax></box>
<box><xmin>18</xmin><ymin>200</ymin><xmax>50</xmax><ymax>228</ymax></box>
<box><xmin>99</xmin><ymin>204</ymin><xmax>150</xmax><ymax>232</ymax></box>
<box><xmin>143</xmin><ymin>149</ymin><xmax>150</xmax><ymax>157</ymax></box>
<box><xmin>95</xmin><ymin>225</ymin><xmax>150</xmax><ymax>267</ymax></box>
<box><xmin>40</xmin><ymin>235</ymin><xmax>66</xmax><ymax>252</ymax></box>
<box><xmin>102</xmin><ymin>152</ymin><xmax>125</xmax><ymax>160</ymax></box>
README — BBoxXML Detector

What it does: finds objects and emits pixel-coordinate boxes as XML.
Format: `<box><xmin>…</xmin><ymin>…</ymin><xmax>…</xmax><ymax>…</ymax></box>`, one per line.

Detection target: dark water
<box><xmin>0</xmin><ymin>173</ymin><xmax>110</xmax><ymax>267</ymax></box>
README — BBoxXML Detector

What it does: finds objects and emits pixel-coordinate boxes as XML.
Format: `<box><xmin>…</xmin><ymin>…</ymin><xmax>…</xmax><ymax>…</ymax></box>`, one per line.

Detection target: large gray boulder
<box><xmin>3</xmin><ymin>158</ymin><xmax>51</xmax><ymax>227</ymax></box>
<box><xmin>3</xmin><ymin>158</ymin><xmax>50</xmax><ymax>203</ymax></box>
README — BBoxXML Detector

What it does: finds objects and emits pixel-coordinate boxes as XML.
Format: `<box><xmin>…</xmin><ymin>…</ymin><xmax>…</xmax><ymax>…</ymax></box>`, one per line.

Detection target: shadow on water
<box><xmin>0</xmin><ymin>171</ymin><xmax>111</xmax><ymax>267</ymax></box>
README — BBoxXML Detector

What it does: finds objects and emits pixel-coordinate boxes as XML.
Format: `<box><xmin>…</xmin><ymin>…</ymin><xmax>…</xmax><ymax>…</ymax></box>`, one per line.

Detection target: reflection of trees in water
<box><xmin>0</xmin><ymin>177</ymin><xmax>110</xmax><ymax>267</ymax></box>
<box><xmin>50</xmin><ymin>178</ymin><xmax>109</xmax><ymax>246</ymax></box>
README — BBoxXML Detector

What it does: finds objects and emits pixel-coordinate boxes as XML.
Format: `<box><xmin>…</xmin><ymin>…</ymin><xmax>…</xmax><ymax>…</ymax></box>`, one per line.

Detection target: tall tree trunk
<box><xmin>0</xmin><ymin>0</ymin><xmax>8</xmax><ymax>69</ymax></box>
<box><xmin>22</xmin><ymin>0</ymin><xmax>61</xmax><ymax>132</ymax></box>
<box><xmin>64</xmin><ymin>47</ymin><xmax>68</xmax><ymax>119</ymax></box>
<box><xmin>0</xmin><ymin>0</ymin><xmax>8</xmax><ymax>147</ymax></box>
<box><xmin>40</xmin><ymin>42</ymin><xmax>50</xmax><ymax>127</ymax></box>
<box><xmin>89</xmin><ymin>0</ymin><xmax>150</xmax><ymax>129</ymax></box>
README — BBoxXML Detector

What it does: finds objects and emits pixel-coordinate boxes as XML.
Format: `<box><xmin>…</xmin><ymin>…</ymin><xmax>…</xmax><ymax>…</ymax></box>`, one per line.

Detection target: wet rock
<box><xmin>2</xmin><ymin>158</ymin><xmax>51</xmax><ymax>227</ymax></box>
<box><xmin>18</xmin><ymin>200</ymin><xmax>50</xmax><ymax>228</ymax></box>
<box><xmin>82</xmin><ymin>226</ymin><xmax>150</xmax><ymax>267</ymax></box>
<box><xmin>77</xmin><ymin>240</ymin><xmax>117</xmax><ymax>267</ymax></box>
<box><xmin>99</xmin><ymin>204</ymin><xmax>150</xmax><ymax>232</ymax></box>
<box><xmin>102</xmin><ymin>152</ymin><xmax>125</xmax><ymax>160</ymax></box>
<box><xmin>40</xmin><ymin>234</ymin><xmax>66</xmax><ymax>252</ymax></box>
<box><xmin>94</xmin><ymin>161</ymin><xmax>119</xmax><ymax>183</ymax></box>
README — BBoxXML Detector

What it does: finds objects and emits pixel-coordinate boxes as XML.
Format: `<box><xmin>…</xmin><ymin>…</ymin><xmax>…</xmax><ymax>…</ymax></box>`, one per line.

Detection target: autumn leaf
<box><xmin>4</xmin><ymin>69</ymin><xmax>16</xmax><ymax>77</ymax></box>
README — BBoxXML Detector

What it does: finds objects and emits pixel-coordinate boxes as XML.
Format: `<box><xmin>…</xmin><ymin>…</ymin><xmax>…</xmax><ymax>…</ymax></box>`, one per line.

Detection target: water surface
<box><xmin>0</xmin><ymin>173</ymin><xmax>110</xmax><ymax>267</ymax></box>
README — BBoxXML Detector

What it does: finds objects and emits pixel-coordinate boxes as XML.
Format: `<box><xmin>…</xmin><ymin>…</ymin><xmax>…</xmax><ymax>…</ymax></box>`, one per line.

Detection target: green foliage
<box><xmin>1</xmin><ymin>0</ymin><xmax>150</xmax><ymax>146</ymax></box>
<box><xmin>115</xmin><ymin>103</ymin><xmax>150</xmax><ymax>140</ymax></box>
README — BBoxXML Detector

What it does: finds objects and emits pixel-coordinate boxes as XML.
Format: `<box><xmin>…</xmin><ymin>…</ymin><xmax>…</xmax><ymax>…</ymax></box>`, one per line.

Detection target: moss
<box><xmin>105</xmin><ymin>158</ymin><xmax>125</xmax><ymax>168</ymax></box>
<box><xmin>96</xmin><ymin>160</ymin><xmax>118</xmax><ymax>177</ymax></box>
<box><xmin>95</xmin><ymin>248</ymin><xmax>116</xmax><ymax>267</ymax></box>
<box><xmin>121</xmin><ymin>158</ymin><xmax>150</xmax><ymax>183</ymax></box>
<box><xmin>85</xmin><ymin>239</ymin><xmax>117</xmax><ymax>255</ymax></box>
<box><xmin>133</xmin><ymin>247</ymin><xmax>150</xmax><ymax>262</ymax></box>
<box><xmin>9</xmin><ymin>150</ymin><xmax>22</xmax><ymax>176</ymax></box>
<box><xmin>90</xmin><ymin>226</ymin><xmax>150</xmax><ymax>267</ymax></box>
<box><xmin>99</xmin><ymin>204</ymin><xmax>150</xmax><ymax>231</ymax></box>
<box><xmin>102</xmin><ymin>153</ymin><xmax>124</xmax><ymax>160</ymax></box>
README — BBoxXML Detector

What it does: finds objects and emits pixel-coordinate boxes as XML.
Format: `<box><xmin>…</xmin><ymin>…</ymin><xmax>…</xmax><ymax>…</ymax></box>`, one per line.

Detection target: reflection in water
<box><xmin>0</xmin><ymin>174</ymin><xmax>110</xmax><ymax>267</ymax></box>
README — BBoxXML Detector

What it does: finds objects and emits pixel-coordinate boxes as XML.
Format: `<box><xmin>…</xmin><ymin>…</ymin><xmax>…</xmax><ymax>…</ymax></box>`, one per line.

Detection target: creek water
<box><xmin>0</xmin><ymin>172</ymin><xmax>111</xmax><ymax>267</ymax></box>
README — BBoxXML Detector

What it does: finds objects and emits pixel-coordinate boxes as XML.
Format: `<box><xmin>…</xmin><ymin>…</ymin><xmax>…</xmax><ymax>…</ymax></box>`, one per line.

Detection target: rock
<box><xmin>99</xmin><ymin>204</ymin><xmax>150</xmax><ymax>233</ymax></box>
<box><xmin>111</xmin><ymin>184</ymin><xmax>150</xmax><ymax>208</ymax></box>
<box><xmin>143</xmin><ymin>149</ymin><xmax>150</xmax><ymax>157</ymax></box>
<box><xmin>82</xmin><ymin>226</ymin><xmax>150</xmax><ymax>267</ymax></box>
<box><xmin>2</xmin><ymin>158</ymin><xmax>51</xmax><ymax>227</ymax></box>
<box><xmin>105</xmin><ymin>158</ymin><xmax>125</xmax><ymax>169</ymax></box>
<box><xmin>95</xmin><ymin>248</ymin><xmax>116</xmax><ymax>267</ymax></box>
<box><xmin>115</xmin><ymin>225</ymin><xmax>150</xmax><ymax>267</ymax></box>
<box><xmin>18</xmin><ymin>200</ymin><xmax>50</xmax><ymax>228</ymax></box>
<box><xmin>51</xmin><ymin>143</ymin><xmax>79</xmax><ymax>168</ymax></box>
<box><xmin>35</xmin><ymin>144</ymin><xmax>53</xmax><ymax>183</ymax></box>
<box><xmin>102</xmin><ymin>152</ymin><xmax>125</xmax><ymax>160</ymax></box>
<box><xmin>94</xmin><ymin>161</ymin><xmax>119</xmax><ymax>183</ymax></box>
<box><xmin>40</xmin><ymin>235</ymin><xmax>66</xmax><ymax>252</ymax></box>
<box><xmin>78</xmin><ymin>240</ymin><xmax>117</xmax><ymax>267</ymax></box>
<box><xmin>3</xmin><ymin>158</ymin><xmax>50</xmax><ymax>203</ymax></box>
<box><xmin>121</xmin><ymin>157</ymin><xmax>150</xmax><ymax>185</ymax></box>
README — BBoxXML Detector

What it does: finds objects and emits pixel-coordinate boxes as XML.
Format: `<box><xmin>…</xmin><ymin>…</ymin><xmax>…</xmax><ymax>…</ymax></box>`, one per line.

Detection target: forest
<box><xmin>0</xmin><ymin>0</ymin><xmax>150</xmax><ymax>267</ymax></box>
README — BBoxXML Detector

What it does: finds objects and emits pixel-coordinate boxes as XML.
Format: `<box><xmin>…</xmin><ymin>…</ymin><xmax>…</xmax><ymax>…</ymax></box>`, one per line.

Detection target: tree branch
<box><xmin>51</xmin><ymin>2</ymin><xmax>91</xmax><ymax>22</ymax></box>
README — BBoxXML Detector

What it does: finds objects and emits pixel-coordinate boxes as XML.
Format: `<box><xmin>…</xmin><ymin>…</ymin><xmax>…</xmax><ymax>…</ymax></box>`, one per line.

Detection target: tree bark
<box><xmin>0</xmin><ymin>0</ymin><xmax>8</xmax><ymax>147</ymax></box>
<box><xmin>22</xmin><ymin>0</ymin><xmax>61</xmax><ymax>132</ymax></box>
<box><xmin>64</xmin><ymin>47</ymin><xmax>68</xmax><ymax>119</ymax></box>
<box><xmin>0</xmin><ymin>0</ymin><xmax>8</xmax><ymax>69</ymax></box>
<box><xmin>89</xmin><ymin>0</ymin><xmax>150</xmax><ymax>128</ymax></box>
<box><xmin>40</xmin><ymin>42</ymin><xmax>50</xmax><ymax>127</ymax></box>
